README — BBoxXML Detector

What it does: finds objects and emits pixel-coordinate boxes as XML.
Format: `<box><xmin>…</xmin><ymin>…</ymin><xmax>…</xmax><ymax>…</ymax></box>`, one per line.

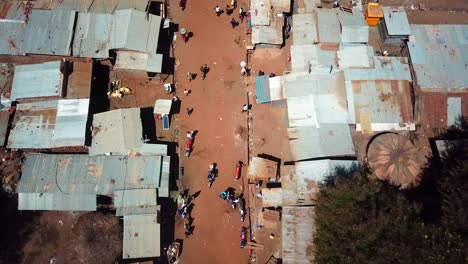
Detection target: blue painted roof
<box><xmin>255</xmin><ymin>75</ymin><xmax>271</xmax><ymax>103</ymax></box>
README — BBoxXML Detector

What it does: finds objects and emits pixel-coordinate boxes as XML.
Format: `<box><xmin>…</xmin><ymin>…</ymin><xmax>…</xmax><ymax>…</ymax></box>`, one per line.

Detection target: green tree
<box><xmin>315</xmin><ymin>171</ymin><xmax>425</xmax><ymax>264</ymax></box>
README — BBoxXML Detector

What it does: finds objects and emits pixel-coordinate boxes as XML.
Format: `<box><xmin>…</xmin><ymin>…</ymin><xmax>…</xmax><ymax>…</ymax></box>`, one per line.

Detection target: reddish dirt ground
<box><xmin>168</xmin><ymin>0</ymin><xmax>251</xmax><ymax>263</ymax></box>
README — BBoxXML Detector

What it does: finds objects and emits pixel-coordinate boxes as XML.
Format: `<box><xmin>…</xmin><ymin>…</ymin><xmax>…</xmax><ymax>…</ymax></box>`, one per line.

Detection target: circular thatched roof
<box><xmin>367</xmin><ymin>133</ymin><xmax>423</xmax><ymax>189</ymax></box>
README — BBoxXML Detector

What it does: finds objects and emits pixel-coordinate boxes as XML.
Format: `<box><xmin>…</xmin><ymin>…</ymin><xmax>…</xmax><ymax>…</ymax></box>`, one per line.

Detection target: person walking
<box><xmin>214</xmin><ymin>5</ymin><xmax>222</xmax><ymax>16</ymax></box>
<box><xmin>184</xmin><ymin>89</ymin><xmax>190</xmax><ymax>96</ymax></box>
<box><xmin>187</xmin><ymin>131</ymin><xmax>194</xmax><ymax>139</ymax></box>
<box><xmin>239</xmin><ymin>7</ymin><xmax>244</xmax><ymax>22</ymax></box>
<box><xmin>187</xmin><ymin>72</ymin><xmax>194</xmax><ymax>82</ymax></box>
<box><xmin>200</xmin><ymin>64</ymin><xmax>209</xmax><ymax>80</ymax></box>
<box><xmin>242</xmin><ymin>104</ymin><xmax>249</xmax><ymax>113</ymax></box>
<box><xmin>230</xmin><ymin>18</ymin><xmax>237</xmax><ymax>28</ymax></box>
<box><xmin>186</xmin><ymin>108</ymin><xmax>193</xmax><ymax>116</ymax></box>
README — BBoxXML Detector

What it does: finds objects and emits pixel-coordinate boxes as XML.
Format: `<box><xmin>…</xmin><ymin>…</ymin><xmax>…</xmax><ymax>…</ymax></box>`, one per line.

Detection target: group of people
<box><xmin>177</xmin><ymin>189</ymin><xmax>195</xmax><ymax>237</ymax></box>
<box><xmin>219</xmin><ymin>188</ymin><xmax>247</xmax><ymax>222</ymax></box>
<box><xmin>214</xmin><ymin>3</ymin><xmax>248</xmax><ymax>29</ymax></box>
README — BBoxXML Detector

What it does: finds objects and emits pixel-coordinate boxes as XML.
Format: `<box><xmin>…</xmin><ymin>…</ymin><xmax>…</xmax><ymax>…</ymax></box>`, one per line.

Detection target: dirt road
<box><xmin>169</xmin><ymin>0</ymin><xmax>250</xmax><ymax>263</ymax></box>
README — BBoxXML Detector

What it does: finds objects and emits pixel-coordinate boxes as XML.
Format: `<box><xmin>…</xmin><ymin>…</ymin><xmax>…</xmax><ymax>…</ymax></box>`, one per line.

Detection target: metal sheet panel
<box><xmin>11</xmin><ymin>61</ymin><xmax>62</xmax><ymax>100</ymax></box>
<box><xmin>114</xmin><ymin>189</ymin><xmax>157</xmax><ymax>216</ymax></box>
<box><xmin>317</xmin><ymin>9</ymin><xmax>340</xmax><ymax>43</ymax></box>
<box><xmin>292</xmin><ymin>13</ymin><xmax>318</xmax><ymax>45</ymax></box>
<box><xmin>288</xmin><ymin>125</ymin><xmax>355</xmax><ymax>161</ymax></box>
<box><xmin>447</xmin><ymin>97</ymin><xmax>462</xmax><ymax>126</ymax></box>
<box><xmin>382</xmin><ymin>7</ymin><xmax>411</xmax><ymax>36</ymax></box>
<box><xmin>123</xmin><ymin>214</ymin><xmax>160</xmax><ymax>259</ymax></box>
<box><xmin>282</xmin><ymin>206</ymin><xmax>315</xmax><ymax>264</ymax></box>
<box><xmin>18</xmin><ymin>193</ymin><xmax>96</xmax><ymax>211</ymax></box>
<box><xmin>89</xmin><ymin>108</ymin><xmax>143</xmax><ymax>156</ymax></box>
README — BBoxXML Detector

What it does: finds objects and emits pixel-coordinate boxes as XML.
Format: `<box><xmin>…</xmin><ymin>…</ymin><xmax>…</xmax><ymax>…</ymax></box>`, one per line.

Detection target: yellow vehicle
<box><xmin>107</xmin><ymin>80</ymin><xmax>131</xmax><ymax>98</ymax></box>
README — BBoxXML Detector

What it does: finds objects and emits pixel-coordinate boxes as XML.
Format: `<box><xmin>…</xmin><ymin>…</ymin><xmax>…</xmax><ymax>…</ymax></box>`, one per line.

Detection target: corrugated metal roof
<box><xmin>337</xmin><ymin>45</ymin><xmax>374</xmax><ymax>69</ymax></box>
<box><xmin>345</xmin><ymin>80</ymin><xmax>414</xmax><ymax>132</ymax></box>
<box><xmin>113</xmin><ymin>9</ymin><xmax>158</xmax><ymax>52</ymax></box>
<box><xmin>382</xmin><ymin>7</ymin><xmax>411</xmax><ymax>36</ymax></box>
<box><xmin>18</xmin><ymin>193</ymin><xmax>96</xmax><ymax>211</ymax></box>
<box><xmin>282</xmin><ymin>206</ymin><xmax>315</xmax><ymax>264</ymax></box>
<box><xmin>283</xmin><ymin>72</ymin><xmax>349</xmax><ymax>125</ymax></box>
<box><xmin>255</xmin><ymin>75</ymin><xmax>271</xmax><ymax>103</ymax></box>
<box><xmin>288</xmin><ymin>125</ymin><xmax>355</xmax><ymax>161</ymax></box>
<box><xmin>153</xmin><ymin>99</ymin><xmax>172</xmax><ymax>115</ymax></box>
<box><xmin>408</xmin><ymin>25</ymin><xmax>468</xmax><ymax>90</ymax></box>
<box><xmin>447</xmin><ymin>97</ymin><xmax>462</xmax><ymax>126</ymax></box>
<box><xmin>133</xmin><ymin>143</ymin><xmax>168</xmax><ymax>156</ymax></box>
<box><xmin>419</xmin><ymin>93</ymin><xmax>468</xmax><ymax>133</ymax></box>
<box><xmin>73</xmin><ymin>9</ymin><xmax>162</xmax><ymax>59</ymax></box>
<box><xmin>72</xmin><ymin>12</ymin><xmax>114</xmax><ymax>58</ymax></box>
<box><xmin>33</xmin><ymin>0</ymin><xmax>148</xmax><ymax>13</ymax></box>
<box><xmin>290</xmin><ymin>45</ymin><xmax>337</xmax><ymax>72</ymax></box>
<box><xmin>270</xmin><ymin>0</ymin><xmax>291</xmax><ymax>13</ymax></box>
<box><xmin>89</xmin><ymin>108</ymin><xmax>143</xmax><ymax>156</ymax></box>
<box><xmin>261</xmin><ymin>188</ymin><xmax>283</xmax><ymax>207</ymax></box>
<box><xmin>250</xmin><ymin>0</ymin><xmax>271</xmax><ymax>26</ymax></box>
<box><xmin>66</xmin><ymin>61</ymin><xmax>93</xmax><ymax>99</ymax></box>
<box><xmin>18</xmin><ymin>154</ymin><xmax>169</xmax><ymax>195</ymax></box>
<box><xmin>7</xmin><ymin>99</ymin><xmax>89</xmax><ymax>149</ymax></box>
<box><xmin>287</xmin><ymin>95</ymin><xmax>318</xmax><ymax>127</ymax></box>
<box><xmin>292</xmin><ymin>13</ymin><xmax>318</xmax><ymax>45</ymax></box>
<box><xmin>282</xmin><ymin>160</ymin><xmax>358</xmax><ymax>206</ymax></box>
<box><xmin>159</xmin><ymin>156</ymin><xmax>170</xmax><ymax>197</ymax></box>
<box><xmin>252</xmin><ymin>25</ymin><xmax>283</xmax><ymax>45</ymax></box>
<box><xmin>123</xmin><ymin>214</ymin><xmax>160</xmax><ymax>259</ymax></box>
<box><xmin>344</xmin><ymin>56</ymin><xmax>412</xmax><ymax>81</ymax></box>
<box><xmin>247</xmin><ymin>157</ymin><xmax>278</xmax><ymax>179</ymax></box>
<box><xmin>0</xmin><ymin>111</ymin><xmax>9</xmax><ymax>146</ymax></box>
<box><xmin>11</xmin><ymin>61</ymin><xmax>62</xmax><ymax>101</ymax></box>
<box><xmin>0</xmin><ymin>10</ymin><xmax>76</xmax><ymax>56</ymax></box>
<box><xmin>114</xmin><ymin>189</ymin><xmax>158</xmax><ymax>216</ymax></box>
<box><xmin>116</xmin><ymin>51</ymin><xmax>163</xmax><ymax>72</ymax></box>
<box><xmin>52</xmin><ymin>99</ymin><xmax>90</xmax><ymax>145</ymax></box>
<box><xmin>338</xmin><ymin>10</ymin><xmax>369</xmax><ymax>43</ymax></box>
<box><xmin>317</xmin><ymin>9</ymin><xmax>340</xmax><ymax>43</ymax></box>
<box><xmin>282</xmin><ymin>71</ymin><xmax>344</xmax><ymax>98</ymax></box>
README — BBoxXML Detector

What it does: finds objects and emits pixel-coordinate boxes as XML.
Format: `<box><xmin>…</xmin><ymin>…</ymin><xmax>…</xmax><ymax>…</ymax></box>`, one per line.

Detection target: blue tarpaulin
<box><xmin>255</xmin><ymin>75</ymin><xmax>271</xmax><ymax>103</ymax></box>
<box><xmin>163</xmin><ymin>115</ymin><xmax>170</xmax><ymax>130</ymax></box>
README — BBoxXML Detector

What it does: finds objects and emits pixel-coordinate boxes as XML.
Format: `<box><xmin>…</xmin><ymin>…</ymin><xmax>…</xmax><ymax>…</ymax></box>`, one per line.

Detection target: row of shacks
<box><xmin>250</xmin><ymin>1</ymin><xmax>467</xmax><ymax>263</ymax></box>
<box><xmin>0</xmin><ymin>1</ymin><xmax>171</xmax><ymax>260</ymax></box>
